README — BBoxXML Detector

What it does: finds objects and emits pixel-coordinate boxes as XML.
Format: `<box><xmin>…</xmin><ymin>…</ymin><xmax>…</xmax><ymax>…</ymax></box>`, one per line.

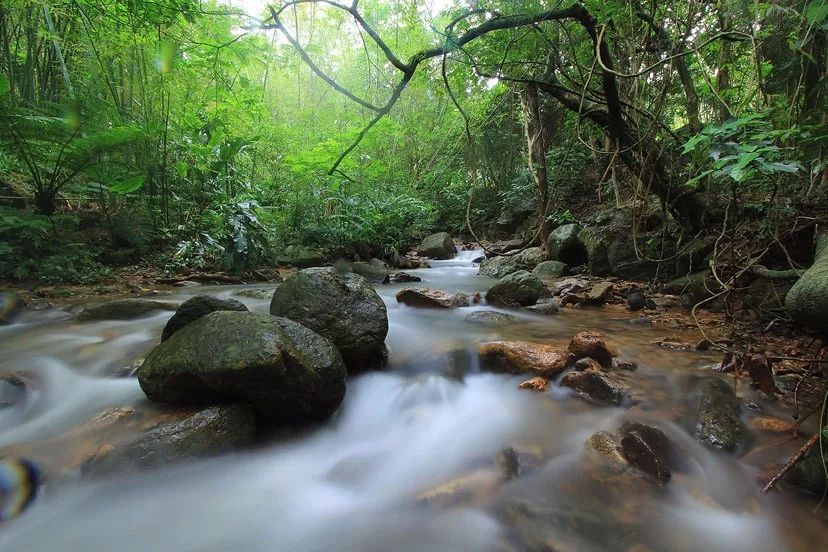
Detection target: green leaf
<box><xmin>109</xmin><ymin>175</ymin><xmax>145</xmax><ymax>195</ymax></box>
<box><xmin>806</xmin><ymin>0</ymin><xmax>828</xmax><ymax>23</ymax></box>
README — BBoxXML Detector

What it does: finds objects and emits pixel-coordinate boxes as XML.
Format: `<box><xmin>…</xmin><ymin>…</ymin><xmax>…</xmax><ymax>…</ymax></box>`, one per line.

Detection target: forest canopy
<box><xmin>0</xmin><ymin>0</ymin><xmax>825</xmax><ymax>282</ymax></box>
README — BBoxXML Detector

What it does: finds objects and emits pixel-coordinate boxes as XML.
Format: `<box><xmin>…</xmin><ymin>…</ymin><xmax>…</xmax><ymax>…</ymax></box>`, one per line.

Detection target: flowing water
<box><xmin>0</xmin><ymin>250</ymin><xmax>825</xmax><ymax>551</ymax></box>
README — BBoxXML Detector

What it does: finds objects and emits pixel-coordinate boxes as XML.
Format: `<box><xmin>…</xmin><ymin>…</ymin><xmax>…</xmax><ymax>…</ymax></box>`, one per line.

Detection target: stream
<box><xmin>0</xmin><ymin>250</ymin><xmax>825</xmax><ymax>551</ymax></box>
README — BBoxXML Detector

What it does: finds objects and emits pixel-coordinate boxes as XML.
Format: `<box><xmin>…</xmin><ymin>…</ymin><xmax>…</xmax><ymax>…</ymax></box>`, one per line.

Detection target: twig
<box><xmin>761</xmin><ymin>432</ymin><xmax>820</xmax><ymax>494</ymax></box>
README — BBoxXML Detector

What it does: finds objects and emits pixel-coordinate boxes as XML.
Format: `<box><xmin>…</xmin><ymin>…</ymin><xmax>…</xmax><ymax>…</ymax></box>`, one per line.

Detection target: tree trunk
<box><xmin>521</xmin><ymin>83</ymin><xmax>551</xmax><ymax>253</ymax></box>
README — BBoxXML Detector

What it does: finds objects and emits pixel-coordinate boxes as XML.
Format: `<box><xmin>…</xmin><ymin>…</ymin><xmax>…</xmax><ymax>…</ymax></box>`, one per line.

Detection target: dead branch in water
<box><xmin>761</xmin><ymin>431</ymin><xmax>820</xmax><ymax>494</ymax></box>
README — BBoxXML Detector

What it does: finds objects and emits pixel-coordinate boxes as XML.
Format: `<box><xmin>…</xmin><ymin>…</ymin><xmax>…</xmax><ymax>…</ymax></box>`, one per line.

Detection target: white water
<box><xmin>0</xmin><ymin>251</ymin><xmax>823</xmax><ymax>550</ymax></box>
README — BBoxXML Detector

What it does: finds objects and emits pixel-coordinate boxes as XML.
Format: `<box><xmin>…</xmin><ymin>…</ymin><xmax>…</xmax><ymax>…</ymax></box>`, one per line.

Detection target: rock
<box><xmin>416</xmin><ymin>232</ymin><xmax>456</xmax><ymax>259</ymax></box>
<box><xmin>88</xmin><ymin>404</ymin><xmax>256</xmax><ymax>474</ymax></box>
<box><xmin>785</xmin><ymin>427</ymin><xmax>828</xmax><ymax>495</ymax></box>
<box><xmin>486</xmin><ymin>239</ymin><xmax>524</xmax><ymax>256</ymax></box>
<box><xmin>368</xmin><ymin>257</ymin><xmax>387</xmax><ymax>269</ymax></box>
<box><xmin>138</xmin><ymin>312</ymin><xmax>347</xmax><ymax>422</ymax></box>
<box><xmin>518</xmin><ymin>377</ymin><xmax>550</xmax><ymax>392</ymax></box>
<box><xmin>390</xmin><ymin>272</ymin><xmax>421</xmax><ymax>283</ymax></box>
<box><xmin>574</xmin><ymin>357</ymin><xmax>603</xmax><ymax>371</ymax></box>
<box><xmin>525</xmin><ymin>301</ymin><xmax>559</xmax><ymax>315</ymax></box>
<box><xmin>417</xmin><ymin>469</ymin><xmax>500</xmax><ymax>508</ymax></box>
<box><xmin>464</xmin><ymin>311</ymin><xmax>516</xmax><ymax>323</ymax></box>
<box><xmin>486</xmin><ymin>271</ymin><xmax>543</xmax><ymax>307</ymax></box>
<box><xmin>270</xmin><ymin>268</ymin><xmax>389</xmax><ymax>371</ymax></box>
<box><xmin>620</xmin><ymin>430</ymin><xmax>671</xmax><ymax>484</ymax></box>
<box><xmin>546</xmin><ymin>224</ymin><xmax>585</xmax><ymax>265</ymax></box>
<box><xmin>0</xmin><ymin>374</ymin><xmax>27</xmax><ymax>408</ymax></box>
<box><xmin>396</xmin><ymin>288</ymin><xmax>469</xmax><ymax>309</ymax></box>
<box><xmin>627</xmin><ymin>292</ymin><xmax>647</xmax><ymax>311</ymax></box>
<box><xmin>390</xmin><ymin>253</ymin><xmax>429</xmax><ymax>269</ymax></box>
<box><xmin>613</xmin><ymin>359</ymin><xmax>638</xmax><ymax>372</ymax></box>
<box><xmin>275</xmin><ymin>246</ymin><xmax>326</xmax><ymax>268</ymax></box>
<box><xmin>786</xmin><ymin>231</ymin><xmax>828</xmax><ymax>333</ymax></box>
<box><xmin>161</xmin><ymin>295</ymin><xmax>248</xmax><ymax>342</ymax></box>
<box><xmin>235</xmin><ymin>288</ymin><xmax>275</xmax><ymax>300</ymax></box>
<box><xmin>583</xmin><ymin>281</ymin><xmax>614</xmax><ymax>305</ymax></box>
<box><xmin>351</xmin><ymin>261</ymin><xmax>390</xmax><ymax>284</ymax></box>
<box><xmin>77</xmin><ymin>298</ymin><xmax>177</xmax><ymax>321</ymax></box>
<box><xmin>751</xmin><ymin>416</ymin><xmax>793</xmax><ymax>433</ymax></box>
<box><xmin>532</xmin><ymin>260</ymin><xmax>568</xmax><ymax>282</ymax></box>
<box><xmin>478</xmin><ymin>247</ymin><xmax>543</xmax><ymax>279</ymax></box>
<box><xmin>114</xmin><ymin>358</ymin><xmax>144</xmax><ymax>378</ymax></box>
<box><xmin>471</xmin><ymin>256</ymin><xmax>484</xmax><ymax>264</ymax></box>
<box><xmin>567</xmin><ymin>331</ymin><xmax>617</xmax><ymax>367</ymax></box>
<box><xmin>479</xmin><ymin>341</ymin><xmax>568</xmax><ymax>379</ymax></box>
<box><xmin>664</xmin><ymin>272</ymin><xmax>719</xmax><ymax>304</ymax></box>
<box><xmin>584</xmin><ymin>431</ymin><xmax>626</xmax><ymax>466</ymax></box>
<box><xmin>560</xmin><ymin>369</ymin><xmax>629</xmax><ymax>406</ymax></box>
<box><xmin>550</xmin><ymin>277</ymin><xmax>589</xmax><ymax>296</ymax></box>
<box><xmin>676</xmin><ymin>236</ymin><xmax>717</xmax><ymax>275</ymax></box>
<box><xmin>0</xmin><ymin>292</ymin><xmax>22</xmax><ymax>324</ymax></box>
<box><xmin>628</xmin><ymin>316</ymin><xmax>653</xmax><ymax>326</ymax></box>
<box><xmin>172</xmin><ymin>280</ymin><xmax>201</xmax><ymax>287</ymax></box>
<box><xmin>694</xmin><ymin>378</ymin><xmax>746</xmax><ymax>451</ymax></box>
<box><xmin>652</xmin><ymin>337</ymin><xmax>694</xmax><ymax>352</ymax></box>
<box><xmin>496</xmin><ymin>446</ymin><xmax>543</xmax><ymax>479</ymax></box>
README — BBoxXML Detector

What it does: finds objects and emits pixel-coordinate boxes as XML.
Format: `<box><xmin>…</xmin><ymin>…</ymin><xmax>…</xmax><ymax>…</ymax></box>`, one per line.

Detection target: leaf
<box><xmin>806</xmin><ymin>0</ymin><xmax>828</xmax><ymax>23</ymax></box>
<box><xmin>109</xmin><ymin>175</ymin><xmax>145</xmax><ymax>194</ymax></box>
<box><xmin>681</xmin><ymin>134</ymin><xmax>708</xmax><ymax>154</ymax></box>
<box><xmin>175</xmin><ymin>160</ymin><xmax>188</xmax><ymax>178</ymax></box>
<box><xmin>0</xmin><ymin>75</ymin><xmax>8</xmax><ymax>97</ymax></box>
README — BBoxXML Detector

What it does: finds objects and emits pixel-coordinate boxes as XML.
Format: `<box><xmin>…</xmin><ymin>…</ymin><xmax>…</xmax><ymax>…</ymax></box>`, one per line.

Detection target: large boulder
<box><xmin>479</xmin><ymin>341</ymin><xmax>568</xmax><ymax>379</ymax></box>
<box><xmin>270</xmin><ymin>268</ymin><xmax>388</xmax><ymax>371</ymax></box>
<box><xmin>88</xmin><ymin>404</ymin><xmax>256</xmax><ymax>474</ymax></box>
<box><xmin>532</xmin><ymin>260</ymin><xmax>567</xmax><ymax>282</ymax></box>
<box><xmin>478</xmin><ymin>247</ymin><xmax>543</xmax><ymax>279</ymax></box>
<box><xmin>78</xmin><ymin>298</ymin><xmax>177</xmax><ymax>321</ymax></box>
<box><xmin>138</xmin><ymin>312</ymin><xmax>347</xmax><ymax>422</ymax></box>
<box><xmin>396</xmin><ymin>287</ymin><xmax>469</xmax><ymax>308</ymax></box>
<box><xmin>546</xmin><ymin>224</ymin><xmax>585</xmax><ymax>265</ymax></box>
<box><xmin>161</xmin><ymin>295</ymin><xmax>248</xmax><ymax>342</ymax></box>
<box><xmin>694</xmin><ymin>377</ymin><xmax>746</xmax><ymax>451</ymax></box>
<box><xmin>786</xmin><ymin>231</ymin><xmax>828</xmax><ymax>333</ymax></box>
<box><xmin>486</xmin><ymin>271</ymin><xmax>543</xmax><ymax>307</ymax></box>
<box><xmin>416</xmin><ymin>232</ymin><xmax>455</xmax><ymax>259</ymax></box>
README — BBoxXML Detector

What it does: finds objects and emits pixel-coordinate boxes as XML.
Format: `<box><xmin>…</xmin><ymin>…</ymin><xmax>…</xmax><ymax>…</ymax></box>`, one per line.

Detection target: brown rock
<box><xmin>561</xmin><ymin>369</ymin><xmax>629</xmax><ymax>406</ymax></box>
<box><xmin>584</xmin><ymin>281</ymin><xmax>614</xmax><ymax>305</ymax></box>
<box><xmin>480</xmin><ymin>341</ymin><xmax>568</xmax><ymax>379</ymax></box>
<box><xmin>574</xmin><ymin>357</ymin><xmax>603</xmax><ymax>371</ymax></box>
<box><xmin>584</xmin><ymin>431</ymin><xmax>626</xmax><ymax>466</ymax></box>
<box><xmin>751</xmin><ymin>416</ymin><xmax>794</xmax><ymax>433</ymax></box>
<box><xmin>567</xmin><ymin>331</ymin><xmax>617</xmax><ymax>367</ymax></box>
<box><xmin>613</xmin><ymin>359</ymin><xmax>638</xmax><ymax>371</ymax></box>
<box><xmin>518</xmin><ymin>377</ymin><xmax>550</xmax><ymax>392</ymax></box>
<box><xmin>396</xmin><ymin>288</ymin><xmax>469</xmax><ymax>308</ymax></box>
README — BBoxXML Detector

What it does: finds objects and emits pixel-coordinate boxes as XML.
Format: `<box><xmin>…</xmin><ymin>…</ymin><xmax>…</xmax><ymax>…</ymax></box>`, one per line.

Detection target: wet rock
<box><xmin>390</xmin><ymin>253</ymin><xmax>429</xmax><ymax>270</ymax></box>
<box><xmin>275</xmin><ymin>245</ymin><xmax>326</xmax><ymax>268</ymax></box>
<box><xmin>471</xmin><ymin>256</ymin><xmax>485</xmax><ymax>264</ymax></box>
<box><xmin>479</xmin><ymin>341</ymin><xmax>568</xmax><ymax>379</ymax></box>
<box><xmin>628</xmin><ymin>316</ymin><xmax>653</xmax><ymax>326</ymax></box>
<box><xmin>750</xmin><ymin>416</ymin><xmax>793</xmax><ymax>433</ymax></box>
<box><xmin>694</xmin><ymin>377</ymin><xmax>746</xmax><ymax>451</ymax></box>
<box><xmin>583</xmin><ymin>281</ymin><xmax>613</xmax><ymax>305</ymax></box>
<box><xmin>486</xmin><ymin>271</ymin><xmax>543</xmax><ymax>307</ymax></box>
<box><xmin>785</xmin><ymin>427</ymin><xmax>828</xmax><ymax>495</ymax></box>
<box><xmin>416</xmin><ymin>232</ymin><xmax>456</xmax><ymax>259</ymax></box>
<box><xmin>574</xmin><ymin>357</ymin><xmax>603</xmax><ymax>371</ymax></box>
<box><xmin>235</xmin><ymin>288</ymin><xmax>276</xmax><ymax>300</ymax></box>
<box><xmin>525</xmin><ymin>301</ymin><xmax>559</xmax><ymax>315</ymax></box>
<box><xmin>532</xmin><ymin>260</ymin><xmax>567</xmax><ymax>282</ymax></box>
<box><xmin>161</xmin><ymin>295</ymin><xmax>248</xmax><ymax>342</ymax></box>
<box><xmin>0</xmin><ymin>292</ymin><xmax>22</xmax><ymax>325</ymax></box>
<box><xmin>627</xmin><ymin>292</ymin><xmax>647</xmax><ymax>311</ymax></box>
<box><xmin>613</xmin><ymin>359</ymin><xmax>638</xmax><ymax>372</ymax></box>
<box><xmin>351</xmin><ymin>261</ymin><xmax>390</xmax><ymax>284</ymax></box>
<box><xmin>0</xmin><ymin>374</ymin><xmax>27</xmax><ymax>408</ymax></box>
<box><xmin>88</xmin><ymin>404</ymin><xmax>256</xmax><ymax>475</ymax></box>
<box><xmin>620</xmin><ymin>430</ymin><xmax>671</xmax><ymax>484</ymax></box>
<box><xmin>172</xmin><ymin>280</ymin><xmax>201</xmax><ymax>287</ymax></box>
<box><xmin>486</xmin><ymin>239</ymin><xmax>523</xmax><ymax>256</ymax></box>
<box><xmin>518</xmin><ymin>377</ymin><xmax>550</xmax><ymax>392</ymax></box>
<box><xmin>478</xmin><ymin>248</ymin><xmax>543</xmax><ymax>279</ymax></box>
<box><xmin>560</xmin><ymin>369</ymin><xmax>629</xmax><ymax>406</ymax></box>
<box><xmin>396</xmin><ymin>287</ymin><xmax>469</xmax><ymax>309</ymax></box>
<box><xmin>584</xmin><ymin>431</ymin><xmax>626</xmax><ymax>466</ymax></box>
<box><xmin>77</xmin><ymin>298</ymin><xmax>177</xmax><ymax>321</ymax></box>
<box><xmin>390</xmin><ymin>272</ymin><xmax>421</xmax><ymax>283</ymax></box>
<box><xmin>496</xmin><ymin>446</ymin><xmax>543</xmax><ymax>479</ymax></box>
<box><xmin>567</xmin><ymin>331</ymin><xmax>617</xmax><ymax>367</ymax></box>
<box><xmin>271</xmin><ymin>268</ymin><xmax>388</xmax><ymax>371</ymax></box>
<box><xmin>464</xmin><ymin>311</ymin><xmax>516</xmax><ymax>323</ymax></box>
<box><xmin>652</xmin><ymin>337</ymin><xmax>694</xmax><ymax>352</ymax></box>
<box><xmin>139</xmin><ymin>312</ymin><xmax>347</xmax><ymax>422</ymax></box>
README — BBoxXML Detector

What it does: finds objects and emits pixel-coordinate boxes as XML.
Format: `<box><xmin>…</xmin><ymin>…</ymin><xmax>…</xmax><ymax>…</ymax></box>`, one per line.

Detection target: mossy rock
<box><xmin>479</xmin><ymin>247</ymin><xmax>543</xmax><ymax>279</ymax></box>
<box><xmin>486</xmin><ymin>270</ymin><xmax>543</xmax><ymax>307</ymax></box>
<box><xmin>416</xmin><ymin>232</ymin><xmax>455</xmax><ymax>259</ymax></box>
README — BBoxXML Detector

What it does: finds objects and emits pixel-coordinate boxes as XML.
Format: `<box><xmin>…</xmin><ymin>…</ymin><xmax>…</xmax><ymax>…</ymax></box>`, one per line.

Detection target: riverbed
<box><xmin>0</xmin><ymin>251</ymin><xmax>825</xmax><ymax>551</ymax></box>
